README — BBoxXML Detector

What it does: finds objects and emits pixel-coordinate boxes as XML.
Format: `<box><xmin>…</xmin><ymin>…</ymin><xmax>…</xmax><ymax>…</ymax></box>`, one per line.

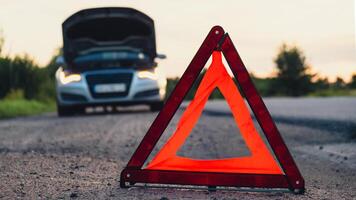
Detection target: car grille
<box><xmin>134</xmin><ymin>89</ymin><xmax>159</xmax><ymax>98</ymax></box>
<box><xmin>86</xmin><ymin>72</ymin><xmax>133</xmax><ymax>99</ymax></box>
<box><xmin>61</xmin><ymin>92</ymin><xmax>87</xmax><ymax>102</ymax></box>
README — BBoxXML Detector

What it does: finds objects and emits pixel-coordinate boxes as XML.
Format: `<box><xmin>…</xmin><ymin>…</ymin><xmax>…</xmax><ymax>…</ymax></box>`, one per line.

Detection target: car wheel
<box><xmin>149</xmin><ymin>101</ymin><xmax>164</xmax><ymax>112</ymax></box>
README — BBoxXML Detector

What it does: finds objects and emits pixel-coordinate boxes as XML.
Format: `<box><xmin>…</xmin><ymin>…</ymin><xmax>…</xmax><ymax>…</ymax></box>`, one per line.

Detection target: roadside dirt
<box><xmin>0</xmin><ymin>98</ymin><xmax>355</xmax><ymax>199</ymax></box>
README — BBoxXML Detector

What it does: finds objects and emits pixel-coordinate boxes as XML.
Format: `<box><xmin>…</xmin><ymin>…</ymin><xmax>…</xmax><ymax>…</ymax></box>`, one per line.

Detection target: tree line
<box><xmin>254</xmin><ymin>44</ymin><xmax>356</xmax><ymax>96</ymax></box>
<box><xmin>0</xmin><ymin>32</ymin><xmax>58</xmax><ymax>101</ymax></box>
<box><xmin>168</xmin><ymin>44</ymin><xmax>356</xmax><ymax>98</ymax></box>
<box><xmin>0</xmin><ymin>32</ymin><xmax>355</xmax><ymax>101</ymax></box>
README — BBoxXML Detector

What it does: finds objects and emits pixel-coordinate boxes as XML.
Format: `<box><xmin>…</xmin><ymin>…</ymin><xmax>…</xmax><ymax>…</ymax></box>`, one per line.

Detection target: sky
<box><xmin>0</xmin><ymin>0</ymin><xmax>355</xmax><ymax>81</ymax></box>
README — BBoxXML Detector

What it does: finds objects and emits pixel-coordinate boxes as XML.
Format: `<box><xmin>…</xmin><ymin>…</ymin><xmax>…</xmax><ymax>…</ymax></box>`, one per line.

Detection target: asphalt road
<box><xmin>0</xmin><ymin>97</ymin><xmax>355</xmax><ymax>199</ymax></box>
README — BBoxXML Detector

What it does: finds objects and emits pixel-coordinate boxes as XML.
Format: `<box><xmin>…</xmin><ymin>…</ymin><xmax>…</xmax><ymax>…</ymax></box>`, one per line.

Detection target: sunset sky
<box><xmin>0</xmin><ymin>0</ymin><xmax>355</xmax><ymax>81</ymax></box>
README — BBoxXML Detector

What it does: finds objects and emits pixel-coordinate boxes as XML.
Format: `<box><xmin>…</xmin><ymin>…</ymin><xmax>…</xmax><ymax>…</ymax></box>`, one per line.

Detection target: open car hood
<box><xmin>62</xmin><ymin>7</ymin><xmax>156</xmax><ymax>66</ymax></box>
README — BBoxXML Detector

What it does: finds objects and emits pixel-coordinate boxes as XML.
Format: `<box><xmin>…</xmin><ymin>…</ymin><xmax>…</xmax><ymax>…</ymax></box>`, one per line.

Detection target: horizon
<box><xmin>0</xmin><ymin>0</ymin><xmax>355</xmax><ymax>81</ymax></box>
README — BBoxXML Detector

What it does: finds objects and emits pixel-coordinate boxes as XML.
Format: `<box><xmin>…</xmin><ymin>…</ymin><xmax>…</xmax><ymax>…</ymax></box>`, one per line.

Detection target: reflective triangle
<box><xmin>146</xmin><ymin>51</ymin><xmax>282</xmax><ymax>174</ymax></box>
<box><xmin>120</xmin><ymin>26</ymin><xmax>304</xmax><ymax>193</ymax></box>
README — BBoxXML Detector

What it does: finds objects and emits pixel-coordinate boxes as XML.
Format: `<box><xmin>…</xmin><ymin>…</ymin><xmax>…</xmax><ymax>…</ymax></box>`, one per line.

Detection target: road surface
<box><xmin>0</xmin><ymin>97</ymin><xmax>355</xmax><ymax>199</ymax></box>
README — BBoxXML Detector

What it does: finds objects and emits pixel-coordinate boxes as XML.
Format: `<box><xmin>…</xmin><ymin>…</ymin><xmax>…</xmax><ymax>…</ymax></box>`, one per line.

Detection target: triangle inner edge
<box><xmin>176</xmin><ymin>87</ymin><xmax>252</xmax><ymax>160</ymax></box>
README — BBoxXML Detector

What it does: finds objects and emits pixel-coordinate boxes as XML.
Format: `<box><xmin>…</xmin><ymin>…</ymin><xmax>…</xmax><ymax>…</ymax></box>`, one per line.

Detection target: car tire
<box><xmin>149</xmin><ymin>101</ymin><xmax>164</xmax><ymax>112</ymax></box>
<box><xmin>57</xmin><ymin>104</ymin><xmax>84</xmax><ymax>117</ymax></box>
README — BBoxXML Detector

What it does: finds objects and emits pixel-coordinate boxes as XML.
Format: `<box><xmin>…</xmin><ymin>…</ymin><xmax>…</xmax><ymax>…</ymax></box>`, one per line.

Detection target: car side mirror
<box><xmin>157</xmin><ymin>54</ymin><xmax>167</xmax><ymax>59</ymax></box>
<box><xmin>55</xmin><ymin>56</ymin><xmax>65</xmax><ymax>66</ymax></box>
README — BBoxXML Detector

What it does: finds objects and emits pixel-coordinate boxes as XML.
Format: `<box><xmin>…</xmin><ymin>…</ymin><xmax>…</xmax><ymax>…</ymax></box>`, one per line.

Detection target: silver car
<box><xmin>55</xmin><ymin>7</ymin><xmax>166</xmax><ymax>116</ymax></box>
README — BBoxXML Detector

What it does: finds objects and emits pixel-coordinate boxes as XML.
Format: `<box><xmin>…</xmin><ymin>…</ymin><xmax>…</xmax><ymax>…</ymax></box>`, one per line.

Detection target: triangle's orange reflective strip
<box><xmin>146</xmin><ymin>51</ymin><xmax>283</xmax><ymax>174</ymax></box>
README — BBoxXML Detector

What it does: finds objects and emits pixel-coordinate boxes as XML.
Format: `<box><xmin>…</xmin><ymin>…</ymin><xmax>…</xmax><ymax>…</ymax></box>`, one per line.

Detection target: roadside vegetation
<box><xmin>252</xmin><ymin>44</ymin><xmax>356</xmax><ymax>97</ymax></box>
<box><xmin>0</xmin><ymin>30</ymin><xmax>355</xmax><ymax>119</ymax></box>
<box><xmin>0</xmin><ymin>31</ymin><xmax>57</xmax><ymax>119</ymax></box>
<box><xmin>167</xmin><ymin>44</ymin><xmax>356</xmax><ymax>99</ymax></box>
<box><xmin>0</xmin><ymin>90</ymin><xmax>54</xmax><ymax>119</ymax></box>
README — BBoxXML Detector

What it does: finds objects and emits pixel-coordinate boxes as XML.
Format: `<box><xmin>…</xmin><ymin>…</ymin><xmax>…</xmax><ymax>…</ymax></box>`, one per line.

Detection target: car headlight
<box><xmin>137</xmin><ymin>69</ymin><xmax>158</xmax><ymax>80</ymax></box>
<box><xmin>58</xmin><ymin>68</ymin><xmax>82</xmax><ymax>84</ymax></box>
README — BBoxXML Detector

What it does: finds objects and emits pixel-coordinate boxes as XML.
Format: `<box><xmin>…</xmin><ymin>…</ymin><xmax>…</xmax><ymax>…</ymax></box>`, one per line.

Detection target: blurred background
<box><xmin>0</xmin><ymin>0</ymin><xmax>355</xmax><ymax>118</ymax></box>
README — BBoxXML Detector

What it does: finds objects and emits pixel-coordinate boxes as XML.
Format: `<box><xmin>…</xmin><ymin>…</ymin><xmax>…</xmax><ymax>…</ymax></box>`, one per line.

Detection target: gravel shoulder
<box><xmin>0</xmin><ymin>97</ymin><xmax>355</xmax><ymax>199</ymax></box>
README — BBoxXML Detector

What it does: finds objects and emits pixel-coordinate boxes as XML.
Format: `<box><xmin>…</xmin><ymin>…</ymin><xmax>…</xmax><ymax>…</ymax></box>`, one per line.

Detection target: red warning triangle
<box><xmin>120</xmin><ymin>26</ymin><xmax>304</xmax><ymax>194</ymax></box>
<box><xmin>146</xmin><ymin>51</ymin><xmax>282</xmax><ymax>175</ymax></box>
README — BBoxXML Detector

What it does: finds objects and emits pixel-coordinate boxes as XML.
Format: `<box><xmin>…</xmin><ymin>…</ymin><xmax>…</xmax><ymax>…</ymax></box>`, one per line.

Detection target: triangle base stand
<box><xmin>120</xmin><ymin>26</ymin><xmax>305</xmax><ymax>194</ymax></box>
<box><xmin>120</xmin><ymin>169</ymin><xmax>304</xmax><ymax>194</ymax></box>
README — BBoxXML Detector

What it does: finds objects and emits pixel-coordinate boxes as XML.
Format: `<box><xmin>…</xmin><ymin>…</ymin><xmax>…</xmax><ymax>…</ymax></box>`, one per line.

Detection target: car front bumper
<box><xmin>56</xmin><ymin>69</ymin><xmax>166</xmax><ymax>106</ymax></box>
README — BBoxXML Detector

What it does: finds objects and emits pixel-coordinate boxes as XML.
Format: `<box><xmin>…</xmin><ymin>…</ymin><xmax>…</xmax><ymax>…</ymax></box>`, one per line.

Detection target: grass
<box><xmin>0</xmin><ymin>99</ymin><xmax>55</xmax><ymax>119</ymax></box>
<box><xmin>308</xmin><ymin>89</ymin><xmax>356</xmax><ymax>97</ymax></box>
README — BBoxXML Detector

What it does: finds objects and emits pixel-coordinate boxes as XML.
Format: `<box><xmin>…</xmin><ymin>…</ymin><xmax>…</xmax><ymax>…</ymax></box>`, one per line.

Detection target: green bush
<box><xmin>0</xmin><ymin>99</ymin><xmax>54</xmax><ymax>119</ymax></box>
<box><xmin>0</xmin><ymin>55</ymin><xmax>57</xmax><ymax>102</ymax></box>
<box><xmin>4</xmin><ymin>89</ymin><xmax>25</xmax><ymax>100</ymax></box>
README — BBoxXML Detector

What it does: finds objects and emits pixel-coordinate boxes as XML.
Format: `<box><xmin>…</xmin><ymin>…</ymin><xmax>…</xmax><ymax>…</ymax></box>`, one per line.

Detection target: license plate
<box><xmin>94</xmin><ymin>83</ymin><xmax>126</xmax><ymax>93</ymax></box>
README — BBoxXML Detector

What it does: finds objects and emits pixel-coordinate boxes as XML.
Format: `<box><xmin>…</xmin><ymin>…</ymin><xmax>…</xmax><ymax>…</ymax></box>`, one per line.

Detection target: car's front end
<box><xmin>55</xmin><ymin>65</ymin><xmax>166</xmax><ymax>115</ymax></box>
<box><xmin>56</xmin><ymin>7</ymin><xmax>166</xmax><ymax>116</ymax></box>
